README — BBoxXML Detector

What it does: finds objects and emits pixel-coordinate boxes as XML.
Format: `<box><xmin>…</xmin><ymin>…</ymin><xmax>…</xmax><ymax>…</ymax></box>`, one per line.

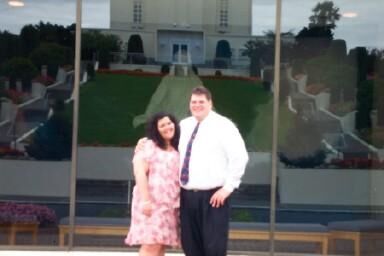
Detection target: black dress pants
<box><xmin>180</xmin><ymin>187</ymin><xmax>230</xmax><ymax>256</ymax></box>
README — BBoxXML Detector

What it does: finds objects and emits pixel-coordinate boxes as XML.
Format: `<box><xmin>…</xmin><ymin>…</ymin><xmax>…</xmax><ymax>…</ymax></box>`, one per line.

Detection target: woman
<box><xmin>125</xmin><ymin>112</ymin><xmax>181</xmax><ymax>256</ymax></box>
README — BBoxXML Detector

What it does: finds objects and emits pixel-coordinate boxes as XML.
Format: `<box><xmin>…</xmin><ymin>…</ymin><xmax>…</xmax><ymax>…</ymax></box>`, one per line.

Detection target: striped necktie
<box><xmin>180</xmin><ymin>122</ymin><xmax>200</xmax><ymax>185</ymax></box>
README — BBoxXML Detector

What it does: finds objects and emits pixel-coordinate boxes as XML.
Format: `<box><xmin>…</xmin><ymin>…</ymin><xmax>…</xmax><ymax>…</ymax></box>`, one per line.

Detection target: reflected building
<box><xmin>109</xmin><ymin>0</ymin><xmax>252</xmax><ymax>67</ymax></box>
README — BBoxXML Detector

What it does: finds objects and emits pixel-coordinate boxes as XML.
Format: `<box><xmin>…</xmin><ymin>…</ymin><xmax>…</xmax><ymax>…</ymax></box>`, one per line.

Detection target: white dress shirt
<box><xmin>179</xmin><ymin>111</ymin><xmax>249</xmax><ymax>192</ymax></box>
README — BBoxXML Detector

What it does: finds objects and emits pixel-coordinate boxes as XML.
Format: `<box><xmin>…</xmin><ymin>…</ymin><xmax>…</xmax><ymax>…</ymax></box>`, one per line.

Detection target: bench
<box><xmin>59</xmin><ymin>217</ymin><xmax>329</xmax><ymax>255</ymax></box>
<box><xmin>58</xmin><ymin>217</ymin><xmax>130</xmax><ymax>246</ymax></box>
<box><xmin>328</xmin><ymin>219</ymin><xmax>384</xmax><ymax>256</ymax></box>
<box><xmin>229</xmin><ymin>222</ymin><xmax>329</xmax><ymax>255</ymax></box>
<box><xmin>0</xmin><ymin>223</ymin><xmax>38</xmax><ymax>245</ymax></box>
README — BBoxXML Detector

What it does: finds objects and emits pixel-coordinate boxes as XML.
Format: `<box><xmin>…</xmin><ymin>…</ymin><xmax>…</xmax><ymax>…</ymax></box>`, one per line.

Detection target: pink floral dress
<box><xmin>125</xmin><ymin>140</ymin><xmax>180</xmax><ymax>246</ymax></box>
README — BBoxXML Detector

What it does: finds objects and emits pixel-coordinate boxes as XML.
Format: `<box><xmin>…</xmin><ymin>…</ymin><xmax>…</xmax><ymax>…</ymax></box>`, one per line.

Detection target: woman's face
<box><xmin>157</xmin><ymin>116</ymin><xmax>175</xmax><ymax>141</ymax></box>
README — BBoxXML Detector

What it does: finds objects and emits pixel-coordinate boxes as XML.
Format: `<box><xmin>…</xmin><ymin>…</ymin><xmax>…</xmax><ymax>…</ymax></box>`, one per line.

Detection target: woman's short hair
<box><xmin>146</xmin><ymin>112</ymin><xmax>180</xmax><ymax>150</ymax></box>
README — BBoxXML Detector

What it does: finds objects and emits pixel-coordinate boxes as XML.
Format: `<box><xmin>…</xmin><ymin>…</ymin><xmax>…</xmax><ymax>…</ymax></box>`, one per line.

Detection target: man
<box><xmin>179</xmin><ymin>86</ymin><xmax>248</xmax><ymax>256</ymax></box>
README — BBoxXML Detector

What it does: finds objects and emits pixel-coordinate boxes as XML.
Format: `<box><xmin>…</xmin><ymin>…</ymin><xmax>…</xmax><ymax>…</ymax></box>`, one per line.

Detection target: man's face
<box><xmin>190</xmin><ymin>94</ymin><xmax>212</xmax><ymax>121</ymax></box>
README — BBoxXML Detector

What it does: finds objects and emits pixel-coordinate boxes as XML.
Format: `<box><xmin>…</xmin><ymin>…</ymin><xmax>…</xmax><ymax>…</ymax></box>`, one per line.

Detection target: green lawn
<box><xmin>78</xmin><ymin>74</ymin><xmax>160</xmax><ymax>145</ymax></box>
<box><xmin>202</xmin><ymin>79</ymin><xmax>294</xmax><ymax>151</ymax></box>
<box><xmin>76</xmin><ymin>73</ymin><xmax>294</xmax><ymax>150</ymax></box>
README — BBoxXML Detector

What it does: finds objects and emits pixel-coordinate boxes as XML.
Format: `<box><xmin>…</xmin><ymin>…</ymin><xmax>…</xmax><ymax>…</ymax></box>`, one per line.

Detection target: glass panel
<box><xmin>75</xmin><ymin>0</ymin><xmax>273</xmax><ymax>253</ymax></box>
<box><xmin>0</xmin><ymin>0</ymin><xmax>75</xmax><ymax>248</ymax></box>
<box><xmin>279</xmin><ymin>0</ymin><xmax>384</xmax><ymax>255</ymax></box>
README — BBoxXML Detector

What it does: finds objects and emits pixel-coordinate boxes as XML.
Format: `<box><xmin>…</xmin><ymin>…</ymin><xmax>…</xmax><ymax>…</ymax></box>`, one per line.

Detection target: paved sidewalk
<box><xmin>0</xmin><ymin>251</ymin><xmax>326</xmax><ymax>256</ymax></box>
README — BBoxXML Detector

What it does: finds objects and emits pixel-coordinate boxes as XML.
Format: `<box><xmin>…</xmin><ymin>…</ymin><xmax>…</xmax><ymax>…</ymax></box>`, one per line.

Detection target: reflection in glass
<box><xmin>73</xmin><ymin>0</ymin><xmax>274</xmax><ymax>252</ymax></box>
<box><xmin>278</xmin><ymin>0</ymin><xmax>384</xmax><ymax>255</ymax></box>
<box><xmin>0</xmin><ymin>1</ymin><xmax>74</xmax><ymax>248</ymax></box>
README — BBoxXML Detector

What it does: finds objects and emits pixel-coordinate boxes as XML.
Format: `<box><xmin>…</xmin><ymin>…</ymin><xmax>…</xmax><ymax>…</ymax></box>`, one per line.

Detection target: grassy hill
<box><xmin>75</xmin><ymin>73</ymin><xmax>294</xmax><ymax>150</ymax></box>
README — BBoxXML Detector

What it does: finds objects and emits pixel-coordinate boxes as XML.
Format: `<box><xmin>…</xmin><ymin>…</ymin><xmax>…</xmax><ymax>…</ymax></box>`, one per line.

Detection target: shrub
<box><xmin>25</xmin><ymin>100</ymin><xmax>72</xmax><ymax>160</ymax></box>
<box><xmin>213</xmin><ymin>58</ymin><xmax>228</xmax><ymax>69</ymax></box>
<box><xmin>279</xmin><ymin>116</ymin><xmax>326</xmax><ymax>168</ymax></box>
<box><xmin>291</xmin><ymin>59</ymin><xmax>305</xmax><ymax>77</ymax></box>
<box><xmin>355</xmin><ymin>80</ymin><xmax>373</xmax><ymax>131</ymax></box>
<box><xmin>160</xmin><ymin>64</ymin><xmax>170</xmax><ymax>74</ymax></box>
<box><xmin>2</xmin><ymin>57</ymin><xmax>38</xmax><ymax>91</ymax></box>
<box><xmin>29</xmin><ymin>43</ymin><xmax>68</xmax><ymax>78</ymax></box>
<box><xmin>215</xmin><ymin>70</ymin><xmax>222</xmax><ymax>76</ymax></box>
<box><xmin>279</xmin><ymin>150</ymin><xmax>326</xmax><ymax>168</ymax></box>
<box><xmin>86</xmin><ymin>62</ymin><xmax>95</xmax><ymax>80</ymax></box>
<box><xmin>262</xmin><ymin>81</ymin><xmax>271</xmax><ymax>91</ymax></box>
<box><xmin>192</xmin><ymin>65</ymin><xmax>198</xmax><ymax>75</ymax></box>
<box><xmin>231</xmin><ymin>209</ymin><xmax>253</xmax><ymax>222</ymax></box>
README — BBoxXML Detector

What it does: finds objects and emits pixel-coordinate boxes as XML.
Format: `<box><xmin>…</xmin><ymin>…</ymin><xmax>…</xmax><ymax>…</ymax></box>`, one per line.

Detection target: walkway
<box><xmin>132</xmin><ymin>73</ymin><xmax>202</xmax><ymax>127</ymax></box>
<box><xmin>0</xmin><ymin>251</ymin><xmax>324</xmax><ymax>256</ymax></box>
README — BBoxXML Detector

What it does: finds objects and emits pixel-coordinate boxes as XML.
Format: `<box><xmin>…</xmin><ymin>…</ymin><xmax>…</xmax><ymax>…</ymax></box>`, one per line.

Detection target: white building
<box><xmin>109</xmin><ymin>0</ymin><xmax>253</xmax><ymax>66</ymax></box>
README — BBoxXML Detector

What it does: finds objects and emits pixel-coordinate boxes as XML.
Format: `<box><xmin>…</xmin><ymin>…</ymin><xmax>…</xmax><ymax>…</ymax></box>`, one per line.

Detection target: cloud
<box><xmin>0</xmin><ymin>0</ymin><xmax>109</xmax><ymax>34</ymax></box>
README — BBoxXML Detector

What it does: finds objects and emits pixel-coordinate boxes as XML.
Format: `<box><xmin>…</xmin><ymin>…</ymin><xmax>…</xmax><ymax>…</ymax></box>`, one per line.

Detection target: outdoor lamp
<box><xmin>8</xmin><ymin>0</ymin><xmax>25</xmax><ymax>7</ymax></box>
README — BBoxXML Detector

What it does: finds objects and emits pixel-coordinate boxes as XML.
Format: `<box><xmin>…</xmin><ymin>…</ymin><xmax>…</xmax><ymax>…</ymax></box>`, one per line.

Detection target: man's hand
<box><xmin>209</xmin><ymin>188</ymin><xmax>231</xmax><ymax>208</ymax></box>
<box><xmin>135</xmin><ymin>137</ymin><xmax>148</xmax><ymax>153</ymax></box>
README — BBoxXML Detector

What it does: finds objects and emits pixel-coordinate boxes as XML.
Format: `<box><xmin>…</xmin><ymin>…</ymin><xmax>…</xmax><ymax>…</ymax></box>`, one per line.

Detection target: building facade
<box><xmin>110</xmin><ymin>0</ymin><xmax>252</xmax><ymax>65</ymax></box>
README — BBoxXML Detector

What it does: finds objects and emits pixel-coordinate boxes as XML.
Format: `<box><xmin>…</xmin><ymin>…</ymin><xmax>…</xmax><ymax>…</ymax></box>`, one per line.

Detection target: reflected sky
<box><xmin>253</xmin><ymin>0</ymin><xmax>384</xmax><ymax>49</ymax></box>
<box><xmin>0</xmin><ymin>0</ymin><xmax>383</xmax><ymax>49</ymax></box>
<box><xmin>0</xmin><ymin>0</ymin><xmax>109</xmax><ymax>32</ymax></box>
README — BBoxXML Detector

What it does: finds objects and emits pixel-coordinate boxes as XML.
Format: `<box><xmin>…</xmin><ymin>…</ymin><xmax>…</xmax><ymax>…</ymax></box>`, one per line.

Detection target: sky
<box><xmin>0</xmin><ymin>0</ymin><xmax>383</xmax><ymax>50</ymax></box>
<box><xmin>252</xmin><ymin>0</ymin><xmax>384</xmax><ymax>50</ymax></box>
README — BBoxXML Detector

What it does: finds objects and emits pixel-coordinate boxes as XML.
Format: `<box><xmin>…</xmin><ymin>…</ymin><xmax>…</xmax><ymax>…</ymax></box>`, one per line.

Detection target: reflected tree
<box><xmin>309</xmin><ymin>1</ymin><xmax>341</xmax><ymax>29</ymax></box>
<box><xmin>294</xmin><ymin>1</ymin><xmax>340</xmax><ymax>60</ymax></box>
<box><xmin>25</xmin><ymin>100</ymin><xmax>72</xmax><ymax>160</ymax></box>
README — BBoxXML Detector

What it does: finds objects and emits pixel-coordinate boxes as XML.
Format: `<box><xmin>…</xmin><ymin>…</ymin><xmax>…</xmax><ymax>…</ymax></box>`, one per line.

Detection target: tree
<box><xmin>309</xmin><ymin>1</ymin><xmax>341</xmax><ymax>29</ymax></box>
<box><xmin>355</xmin><ymin>80</ymin><xmax>373</xmax><ymax>131</ymax></box>
<box><xmin>25</xmin><ymin>100</ymin><xmax>72</xmax><ymax>160</ymax></box>
<box><xmin>242</xmin><ymin>40</ymin><xmax>268</xmax><ymax>76</ymax></box>
<box><xmin>293</xmin><ymin>1</ymin><xmax>340</xmax><ymax>60</ymax></box>
<box><xmin>29</xmin><ymin>43</ymin><xmax>68</xmax><ymax>78</ymax></box>
<box><xmin>279</xmin><ymin>115</ymin><xmax>326</xmax><ymax>168</ymax></box>
<box><xmin>214</xmin><ymin>40</ymin><xmax>232</xmax><ymax>68</ymax></box>
<box><xmin>2</xmin><ymin>57</ymin><xmax>38</xmax><ymax>90</ymax></box>
<box><xmin>374</xmin><ymin>62</ymin><xmax>384</xmax><ymax>126</ymax></box>
<box><xmin>323</xmin><ymin>63</ymin><xmax>357</xmax><ymax>103</ymax></box>
<box><xmin>294</xmin><ymin>26</ymin><xmax>333</xmax><ymax>60</ymax></box>
<box><xmin>127</xmin><ymin>34</ymin><xmax>144</xmax><ymax>53</ymax></box>
<box><xmin>348</xmin><ymin>47</ymin><xmax>368</xmax><ymax>84</ymax></box>
<box><xmin>81</xmin><ymin>31</ymin><xmax>121</xmax><ymax>68</ymax></box>
<box><xmin>126</xmin><ymin>34</ymin><xmax>145</xmax><ymax>64</ymax></box>
<box><xmin>20</xmin><ymin>25</ymin><xmax>40</xmax><ymax>57</ymax></box>
<box><xmin>0</xmin><ymin>31</ymin><xmax>21</xmax><ymax>65</ymax></box>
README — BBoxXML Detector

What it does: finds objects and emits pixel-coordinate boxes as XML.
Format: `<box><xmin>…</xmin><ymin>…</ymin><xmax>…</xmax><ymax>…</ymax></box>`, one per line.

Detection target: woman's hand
<box><xmin>141</xmin><ymin>200</ymin><xmax>152</xmax><ymax>216</ymax></box>
<box><xmin>135</xmin><ymin>137</ymin><xmax>148</xmax><ymax>153</ymax></box>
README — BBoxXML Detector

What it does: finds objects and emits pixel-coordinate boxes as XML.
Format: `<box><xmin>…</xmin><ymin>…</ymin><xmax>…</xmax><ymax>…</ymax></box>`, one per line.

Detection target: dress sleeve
<box><xmin>132</xmin><ymin>139</ymin><xmax>156</xmax><ymax>164</ymax></box>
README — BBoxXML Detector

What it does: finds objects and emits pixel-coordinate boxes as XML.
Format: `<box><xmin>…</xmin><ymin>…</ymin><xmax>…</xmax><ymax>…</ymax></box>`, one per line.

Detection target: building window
<box><xmin>217</xmin><ymin>0</ymin><xmax>229</xmax><ymax>30</ymax></box>
<box><xmin>133</xmin><ymin>0</ymin><xmax>143</xmax><ymax>25</ymax></box>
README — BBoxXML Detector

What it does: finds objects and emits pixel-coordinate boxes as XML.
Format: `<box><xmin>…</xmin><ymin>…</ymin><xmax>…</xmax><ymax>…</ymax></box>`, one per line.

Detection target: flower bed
<box><xmin>3</xmin><ymin>89</ymin><xmax>28</xmax><ymax>104</ymax></box>
<box><xmin>96</xmin><ymin>69</ymin><xmax>165</xmax><ymax>77</ymax></box>
<box><xmin>200</xmin><ymin>75</ymin><xmax>260</xmax><ymax>82</ymax></box>
<box><xmin>305</xmin><ymin>83</ymin><xmax>327</xmax><ymax>95</ymax></box>
<box><xmin>0</xmin><ymin>146</ymin><xmax>25</xmax><ymax>158</ymax></box>
<box><xmin>33</xmin><ymin>75</ymin><xmax>55</xmax><ymax>86</ymax></box>
<box><xmin>0</xmin><ymin>202</ymin><xmax>57</xmax><ymax>226</ymax></box>
<box><xmin>329</xmin><ymin>157</ymin><xmax>384</xmax><ymax>169</ymax></box>
<box><xmin>328</xmin><ymin>101</ymin><xmax>355</xmax><ymax>116</ymax></box>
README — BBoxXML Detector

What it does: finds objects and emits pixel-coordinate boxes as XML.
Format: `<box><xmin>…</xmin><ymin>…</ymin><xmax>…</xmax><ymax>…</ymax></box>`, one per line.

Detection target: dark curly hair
<box><xmin>146</xmin><ymin>112</ymin><xmax>180</xmax><ymax>151</ymax></box>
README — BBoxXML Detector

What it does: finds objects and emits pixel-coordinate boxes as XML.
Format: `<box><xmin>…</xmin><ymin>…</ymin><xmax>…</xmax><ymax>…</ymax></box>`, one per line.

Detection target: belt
<box><xmin>182</xmin><ymin>187</ymin><xmax>221</xmax><ymax>193</ymax></box>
